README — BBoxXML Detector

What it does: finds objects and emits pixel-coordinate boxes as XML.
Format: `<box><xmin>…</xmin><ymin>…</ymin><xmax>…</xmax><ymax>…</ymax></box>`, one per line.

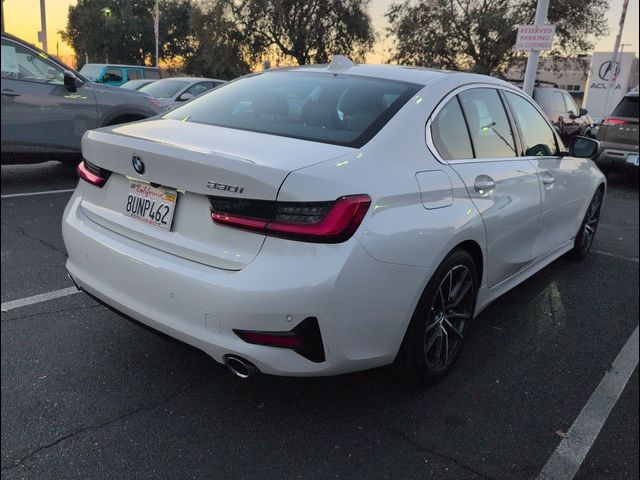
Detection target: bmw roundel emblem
<box><xmin>132</xmin><ymin>155</ymin><xmax>145</xmax><ymax>175</ymax></box>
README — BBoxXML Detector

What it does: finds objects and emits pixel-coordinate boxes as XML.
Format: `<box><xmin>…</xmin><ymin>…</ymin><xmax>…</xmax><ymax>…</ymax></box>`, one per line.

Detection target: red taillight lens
<box><xmin>210</xmin><ymin>194</ymin><xmax>371</xmax><ymax>243</ymax></box>
<box><xmin>602</xmin><ymin>117</ymin><xmax>630</xmax><ymax>126</ymax></box>
<box><xmin>77</xmin><ymin>159</ymin><xmax>110</xmax><ymax>188</ymax></box>
<box><xmin>236</xmin><ymin>331</ymin><xmax>303</xmax><ymax>348</ymax></box>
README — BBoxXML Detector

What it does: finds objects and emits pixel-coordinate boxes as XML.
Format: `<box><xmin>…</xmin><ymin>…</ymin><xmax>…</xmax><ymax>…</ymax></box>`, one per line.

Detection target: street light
<box><xmin>101</xmin><ymin>6</ymin><xmax>112</xmax><ymax>63</ymax></box>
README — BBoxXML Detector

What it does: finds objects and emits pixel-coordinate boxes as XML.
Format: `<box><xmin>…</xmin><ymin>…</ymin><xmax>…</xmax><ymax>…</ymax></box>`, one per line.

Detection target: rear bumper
<box><xmin>62</xmin><ymin>189</ymin><xmax>430</xmax><ymax>376</ymax></box>
<box><xmin>595</xmin><ymin>146</ymin><xmax>639</xmax><ymax>173</ymax></box>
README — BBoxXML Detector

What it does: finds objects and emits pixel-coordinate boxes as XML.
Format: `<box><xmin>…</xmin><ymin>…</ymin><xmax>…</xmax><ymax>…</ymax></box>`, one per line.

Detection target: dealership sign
<box><xmin>516</xmin><ymin>25</ymin><xmax>556</xmax><ymax>51</ymax></box>
<box><xmin>584</xmin><ymin>52</ymin><xmax>636</xmax><ymax>118</ymax></box>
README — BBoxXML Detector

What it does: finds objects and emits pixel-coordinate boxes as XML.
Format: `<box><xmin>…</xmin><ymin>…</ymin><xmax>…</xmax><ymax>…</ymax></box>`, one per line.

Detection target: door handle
<box><xmin>541</xmin><ymin>171</ymin><xmax>555</xmax><ymax>189</ymax></box>
<box><xmin>1</xmin><ymin>90</ymin><xmax>20</xmax><ymax>98</ymax></box>
<box><xmin>474</xmin><ymin>175</ymin><xmax>495</xmax><ymax>195</ymax></box>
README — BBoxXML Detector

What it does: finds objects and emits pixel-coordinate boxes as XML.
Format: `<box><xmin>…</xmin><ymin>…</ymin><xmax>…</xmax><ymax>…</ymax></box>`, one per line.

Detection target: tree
<box><xmin>61</xmin><ymin>0</ymin><xmax>194</xmax><ymax>68</ymax></box>
<box><xmin>227</xmin><ymin>0</ymin><xmax>376</xmax><ymax>65</ymax></box>
<box><xmin>385</xmin><ymin>0</ymin><xmax>609</xmax><ymax>75</ymax></box>
<box><xmin>183</xmin><ymin>0</ymin><xmax>252</xmax><ymax>79</ymax></box>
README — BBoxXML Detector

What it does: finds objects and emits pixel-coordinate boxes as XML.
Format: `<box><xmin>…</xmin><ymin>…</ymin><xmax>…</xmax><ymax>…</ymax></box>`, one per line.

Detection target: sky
<box><xmin>3</xmin><ymin>0</ymin><xmax>639</xmax><ymax>67</ymax></box>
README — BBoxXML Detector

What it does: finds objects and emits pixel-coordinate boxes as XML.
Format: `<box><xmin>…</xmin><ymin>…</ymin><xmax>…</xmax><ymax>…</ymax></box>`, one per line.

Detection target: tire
<box><xmin>569</xmin><ymin>189</ymin><xmax>603</xmax><ymax>260</ymax></box>
<box><xmin>396</xmin><ymin>249</ymin><xmax>478</xmax><ymax>388</ymax></box>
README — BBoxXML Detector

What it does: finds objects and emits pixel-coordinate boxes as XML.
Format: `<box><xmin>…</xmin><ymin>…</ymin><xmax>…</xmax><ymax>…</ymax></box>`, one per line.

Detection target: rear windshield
<box><xmin>163</xmin><ymin>71</ymin><xmax>421</xmax><ymax>147</ymax></box>
<box><xmin>612</xmin><ymin>95</ymin><xmax>639</xmax><ymax>118</ymax></box>
<box><xmin>79</xmin><ymin>64</ymin><xmax>104</xmax><ymax>81</ymax></box>
<box><xmin>140</xmin><ymin>79</ymin><xmax>190</xmax><ymax>98</ymax></box>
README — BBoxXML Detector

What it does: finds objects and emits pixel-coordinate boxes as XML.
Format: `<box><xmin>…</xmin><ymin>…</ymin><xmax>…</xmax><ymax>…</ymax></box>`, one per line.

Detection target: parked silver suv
<box><xmin>1</xmin><ymin>33</ymin><xmax>163</xmax><ymax>165</ymax></box>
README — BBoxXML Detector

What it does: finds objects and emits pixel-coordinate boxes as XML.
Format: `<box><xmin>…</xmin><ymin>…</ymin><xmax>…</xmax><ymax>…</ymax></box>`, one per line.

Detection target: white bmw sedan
<box><xmin>63</xmin><ymin>58</ymin><xmax>605</xmax><ymax>385</ymax></box>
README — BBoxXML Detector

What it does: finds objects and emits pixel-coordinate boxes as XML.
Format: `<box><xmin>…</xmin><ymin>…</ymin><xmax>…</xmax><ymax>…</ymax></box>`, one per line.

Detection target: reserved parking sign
<box><xmin>516</xmin><ymin>24</ymin><xmax>556</xmax><ymax>51</ymax></box>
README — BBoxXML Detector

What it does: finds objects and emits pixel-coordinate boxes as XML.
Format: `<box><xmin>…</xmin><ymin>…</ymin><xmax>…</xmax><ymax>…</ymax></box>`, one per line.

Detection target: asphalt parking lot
<box><xmin>1</xmin><ymin>162</ymin><xmax>638</xmax><ymax>480</ymax></box>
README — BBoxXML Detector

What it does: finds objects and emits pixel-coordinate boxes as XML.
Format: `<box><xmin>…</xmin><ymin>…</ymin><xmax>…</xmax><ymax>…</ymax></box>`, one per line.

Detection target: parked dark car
<box><xmin>508</xmin><ymin>80</ymin><xmax>595</xmax><ymax>142</ymax></box>
<box><xmin>1</xmin><ymin>33</ymin><xmax>163</xmax><ymax>165</ymax></box>
<box><xmin>595</xmin><ymin>90</ymin><xmax>639</xmax><ymax>175</ymax></box>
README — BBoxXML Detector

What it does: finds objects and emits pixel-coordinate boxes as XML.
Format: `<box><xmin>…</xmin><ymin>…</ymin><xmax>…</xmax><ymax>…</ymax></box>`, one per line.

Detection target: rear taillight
<box><xmin>601</xmin><ymin>118</ymin><xmax>630</xmax><ymax>126</ymax></box>
<box><xmin>77</xmin><ymin>159</ymin><xmax>111</xmax><ymax>188</ymax></box>
<box><xmin>210</xmin><ymin>194</ymin><xmax>371</xmax><ymax>243</ymax></box>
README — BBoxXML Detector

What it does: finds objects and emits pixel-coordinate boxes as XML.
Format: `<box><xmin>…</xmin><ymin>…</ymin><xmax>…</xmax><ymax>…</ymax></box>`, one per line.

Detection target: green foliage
<box><xmin>60</xmin><ymin>0</ymin><xmax>194</xmax><ymax>68</ymax></box>
<box><xmin>227</xmin><ymin>0</ymin><xmax>376</xmax><ymax>65</ymax></box>
<box><xmin>183</xmin><ymin>0</ymin><xmax>252</xmax><ymax>79</ymax></box>
<box><xmin>386</xmin><ymin>0</ymin><xmax>610</xmax><ymax>75</ymax></box>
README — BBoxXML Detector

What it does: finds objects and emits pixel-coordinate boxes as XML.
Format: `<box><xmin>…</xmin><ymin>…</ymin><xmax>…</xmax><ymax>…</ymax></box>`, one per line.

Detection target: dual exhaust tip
<box><xmin>224</xmin><ymin>355</ymin><xmax>259</xmax><ymax>379</ymax></box>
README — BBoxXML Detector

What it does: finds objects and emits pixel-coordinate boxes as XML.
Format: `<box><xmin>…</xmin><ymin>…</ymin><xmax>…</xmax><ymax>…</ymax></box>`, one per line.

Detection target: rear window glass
<box><xmin>163</xmin><ymin>72</ymin><xmax>421</xmax><ymax>147</ymax></box>
<box><xmin>127</xmin><ymin>69</ymin><xmax>142</xmax><ymax>80</ymax></box>
<box><xmin>612</xmin><ymin>95</ymin><xmax>639</xmax><ymax>118</ymax></box>
<box><xmin>140</xmin><ymin>79</ymin><xmax>190</xmax><ymax>98</ymax></box>
<box><xmin>144</xmin><ymin>69</ymin><xmax>162</xmax><ymax>79</ymax></box>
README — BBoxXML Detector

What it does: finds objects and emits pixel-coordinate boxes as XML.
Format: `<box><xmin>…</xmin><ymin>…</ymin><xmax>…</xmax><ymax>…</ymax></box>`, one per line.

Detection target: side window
<box><xmin>1</xmin><ymin>39</ymin><xmax>63</xmax><ymax>85</ymax></box>
<box><xmin>562</xmin><ymin>92</ymin><xmax>578</xmax><ymax>115</ymax></box>
<box><xmin>552</xmin><ymin>91</ymin><xmax>566</xmax><ymax>112</ymax></box>
<box><xmin>430</xmin><ymin>97</ymin><xmax>473</xmax><ymax>160</ymax></box>
<box><xmin>102</xmin><ymin>68</ymin><xmax>123</xmax><ymax>83</ymax></box>
<box><xmin>144</xmin><ymin>69</ymin><xmax>161</xmax><ymax>79</ymax></box>
<box><xmin>458</xmin><ymin>88</ymin><xmax>517</xmax><ymax>158</ymax></box>
<box><xmin>127</xmin><ymin>69</ymin><xmax>142</xmax><ymax>80</ymax></box>
<box><xmin>505</xmin><ymin>92</ymin><xmax>558</xmax><ymax>157</ymax></box>
<box><xmin>185</xmin><ymin>82</ymin><xmax>214</xmax><ymax>97</ymax></box>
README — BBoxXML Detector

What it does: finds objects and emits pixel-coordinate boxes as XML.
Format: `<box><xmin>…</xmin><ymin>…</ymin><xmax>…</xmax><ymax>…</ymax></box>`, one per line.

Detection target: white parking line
<box><xmin>1</xmin><ymin>188</ymin><xmax>75</xmax><ymax>199</ymax></box>
<box><xmin>537</xmin><ymin>325</ymin><xmax>639</xmax><ymax>480</ymax></box>
<box><xmin>593</xmin><ymin>249</ymin><xmax>639</xmax><ymax>263</ymax></box>
<box><xmin>1</xmin><ymin>287</ymin><xmax>80</xmax><ymax>312</ymax></box>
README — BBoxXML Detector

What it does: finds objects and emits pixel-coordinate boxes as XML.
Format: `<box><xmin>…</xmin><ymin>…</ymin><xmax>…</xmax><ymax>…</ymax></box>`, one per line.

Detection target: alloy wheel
<box><xmin>423</xmin><ymin>265</ymin><xmax>474</xmax><ymax>373</ymax></box>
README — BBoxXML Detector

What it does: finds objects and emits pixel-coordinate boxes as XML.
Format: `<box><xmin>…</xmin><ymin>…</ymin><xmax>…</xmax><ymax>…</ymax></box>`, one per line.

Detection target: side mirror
<box><xmin>178</xmin><ymin>92</ymin><xmax>194</xmax><ymax>102</ymax></box>
<box><xmin>579</xmin><ymin>107</ymin><xmax>588</xmax><ymax>117</ymax></box>
<box><xmin>63</xmin><ymin>70</ymin><xmax>78</xmax><ymax>92</ymax></box>
<box><xmin>570</xmin><ymin>136</ymin><xmax>600</xmax><ymax>159</ymax></box>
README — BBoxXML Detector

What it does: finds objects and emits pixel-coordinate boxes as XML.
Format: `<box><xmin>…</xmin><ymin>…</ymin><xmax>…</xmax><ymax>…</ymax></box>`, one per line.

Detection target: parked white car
<box><xmin>63</xmin><ymin>58</ymin><xmax>605</xmax><ymax>386</ymax></box>
<box><xmin>138</xmin><ymin>77</ymin><xmax>226</xmax><ymax>109</ymax></box>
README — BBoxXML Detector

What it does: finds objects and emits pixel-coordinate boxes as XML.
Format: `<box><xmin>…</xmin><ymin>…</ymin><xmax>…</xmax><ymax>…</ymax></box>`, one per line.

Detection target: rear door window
<box><xmin>457</xmin><ymin>88</ymin><xmax>517</xmax><ymax>158</ymax></box>
<box><xmin>102</xmin><ymin>68</ymin><xmax>123</xmax><ymax>83</ymax></box>
<box><xmin>430</xmin><ymin>97</ymin><xmax>473</xmax><ymax>160</ymax></box>
<box><xmin>505</xmin><ymin>91</ymin><xmax>558</xmax><ymax>157</ymax></box>
<box><xmin>184</xmin><ymin>82</ymin><xmax>215</xmax><ymax>97</ymax></box>
<box><xmin>144</xmin><ymin>69</ymin><xmax>162</xmax><ymax>79</ymax></box>
<box><xmin>127</xmin><ymin>69</ymin><xmax>142</xmax><ymax>80</ymax></box>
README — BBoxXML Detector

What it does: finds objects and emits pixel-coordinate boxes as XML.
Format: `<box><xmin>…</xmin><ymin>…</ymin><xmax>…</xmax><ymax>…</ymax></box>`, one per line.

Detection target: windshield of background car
<box><xmin>139</xmin><ymin>79</ymin><xmax>190</xmax><ymax>98</ymax></box>
<box><xmin>612</xmin><ymin>95</ymin><xmax>639</xmax><ymax>119</ymax></box>
<box><xmin>163</xmin><ymin>72</ymin><xmax>422</xmax><ymax>147</ymax></box>
<box><xmin>79</xmin><ymin>64</ymin><xmax>104</xmax><ymax>81</ymax></box>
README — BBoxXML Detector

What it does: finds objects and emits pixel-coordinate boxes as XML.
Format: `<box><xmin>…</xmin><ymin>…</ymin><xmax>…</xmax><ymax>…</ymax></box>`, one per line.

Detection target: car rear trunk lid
<box><xmin>78</xmin><ymin>119</ymin><xmax>353</xmax><ymax>270</ymax></box>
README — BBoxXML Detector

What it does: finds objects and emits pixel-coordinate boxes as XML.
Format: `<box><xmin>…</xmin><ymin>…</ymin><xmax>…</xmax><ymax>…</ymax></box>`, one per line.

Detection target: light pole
<box><xmin>154</xmin><ymin>0</ymin><xmax>160</xmax><ymax>67</ymax></box>
<box><xmin>603</xmin><ymin>0</ymin><xmax>630</xmax><ymax>116</ymax></box>
<box><xmin>38</xmin><ymin>0</ymin><xmax>48</xmax><ymax>53</ymax></box>
<box><xmin>522</xmin><ymin>0</ymin><xmax>551</xmax><ymax>96</ymax></box>
<box><xmin>101</xmin><ymin>6</ymin><xmax>112</xmax><ymax>63</ymax></box>
<box><xmin>2</xmin><ymin>0</ymin><xmax>5</xmax><ymax>33</ymax></box>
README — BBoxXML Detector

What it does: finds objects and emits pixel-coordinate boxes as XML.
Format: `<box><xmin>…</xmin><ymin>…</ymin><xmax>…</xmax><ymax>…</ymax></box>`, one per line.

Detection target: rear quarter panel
<box><xmin>279</xmin><ymin>78</ymin><xmax>488</xmax><ymax>282</ymax></box>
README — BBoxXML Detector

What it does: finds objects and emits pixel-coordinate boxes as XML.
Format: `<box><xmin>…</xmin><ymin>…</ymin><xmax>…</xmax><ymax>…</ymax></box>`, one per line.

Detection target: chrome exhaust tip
<box><xmin>224</xmin><ymin>355</ymin><xmax>258</xmax><ymax>379</ymax></box>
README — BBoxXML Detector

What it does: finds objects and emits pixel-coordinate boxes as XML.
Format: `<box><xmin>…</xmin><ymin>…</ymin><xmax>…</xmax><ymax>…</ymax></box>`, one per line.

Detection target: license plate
<box><xmin>123</xmin><ymin>181</ymin><xmax>177</xmax><ymax>230</ymax></box>
<box><xmin>628</xmin><ymin>154</ymin><xmax>639</xmax><ymax>166</ymax></box>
